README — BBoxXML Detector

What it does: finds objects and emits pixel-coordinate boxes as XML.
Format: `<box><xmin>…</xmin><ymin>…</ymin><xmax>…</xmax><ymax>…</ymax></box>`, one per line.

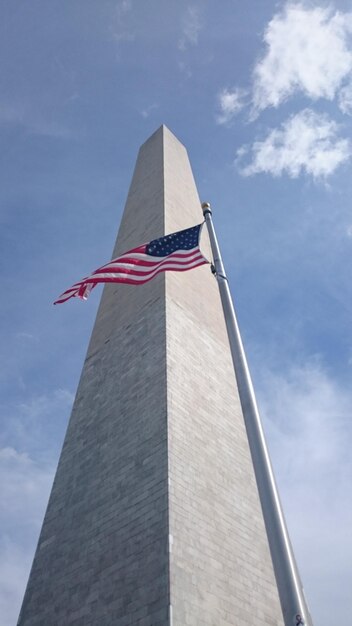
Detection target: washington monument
<box><xmin>18</xmin><ymin>126</ymin><xmax>311</xmax><ymax>626</ymax></box>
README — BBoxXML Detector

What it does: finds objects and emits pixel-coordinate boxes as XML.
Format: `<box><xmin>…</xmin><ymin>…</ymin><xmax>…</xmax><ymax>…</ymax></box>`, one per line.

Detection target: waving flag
<box><xmin>54</xmin><ymin>223</ymin><xmax>208</xmax><ymax>304</ymax></box>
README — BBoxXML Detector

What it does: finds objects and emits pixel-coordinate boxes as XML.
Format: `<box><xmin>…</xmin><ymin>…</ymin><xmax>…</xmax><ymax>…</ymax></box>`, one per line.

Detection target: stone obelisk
<box><xmin>18</xmin><ymin>126</ymin><xmax>284</xmax><ymax>625</ymax></box>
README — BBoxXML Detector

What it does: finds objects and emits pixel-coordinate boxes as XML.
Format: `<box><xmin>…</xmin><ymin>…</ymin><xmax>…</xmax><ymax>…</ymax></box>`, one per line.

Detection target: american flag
<box><xmin>54</xmin><ymin>223</ymin><xmax>208</xmax><ymax>304</ymax></box>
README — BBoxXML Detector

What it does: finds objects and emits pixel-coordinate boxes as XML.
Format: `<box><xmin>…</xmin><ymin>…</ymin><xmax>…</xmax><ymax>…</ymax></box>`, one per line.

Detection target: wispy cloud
<box><xmin>15</xmin><ymin>332</ymin><xmax>37</xmax><ymax>342</ymax></box>
<box><xmin>27</xmin><ymin>120</ymin><xmax>71</xmax><ymax>139</ymax></box>
<box><xmin>110</xmin><ymin>0</ymin><xmax>135</xmax><ymax>47</ymax></box>
<box><xmin>0</xmin><ymin>388</ymin><xmax>74</xmax><ymax>460</ymax></box>
<box><xmin>0</xmin><ymin>387</ymin><xmax>73</xmax><ymax>623</ymax></box>
<box><xmin>118</xmin><ymin>0</ymin><xmax>132</xmax><ymax>10</ymax></box>
<box><xmin>0</xmin><ymin>447</ymin><xmax>54</xmax><ymax>625</ymax></box>
<box><xmin>178</xmin><ymin>6</ymin><xmax>202</xmax><ymax>51</ymax></box>
<box><xmin>237</xmin><ymin>109</ymin><xmax>351</xmax><ymax>179</ymax></box>
<box><xmin>0</xmin><ymin>101</ymin><xmax>72</xmax><ymax>139</ymax></box>
<box><xmin>258</xmin><ymin>359</ymin><xmax>352</xmax><ymax>625</ymax></box>
<box><xmin>0</xmin><ymin>447</ymin><xmax>53</xmax><ymax>529</ymax></box>
<box><xmin>216</xmin><ymin>87</ymin><xmax>247</xmax><ymax>125</ymax></box>
<box><xmin>0</xmin><ymin>103</ymin><xmax>25</xmax><ymax>127</ymax></box>
<box><xmin>140</xmin><ymin>103</ymin><xmax>159</xmax><ymax>119</ymax></box>
<box><xmin>178</xmin><ymin>60</ymin><xmax>193</xmax><ymax>79</ymax></box>
<box><xmin>252</xmin><ymin>3</ymin><xmax>352</xmax><ymax>115</ymax></box>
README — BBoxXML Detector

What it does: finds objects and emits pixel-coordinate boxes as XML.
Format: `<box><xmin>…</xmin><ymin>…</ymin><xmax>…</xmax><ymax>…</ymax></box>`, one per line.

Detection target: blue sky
<box><xmin>1</xmin><ymin>1</ymin><xmax>352</xmax><ymax>624</ymax></box>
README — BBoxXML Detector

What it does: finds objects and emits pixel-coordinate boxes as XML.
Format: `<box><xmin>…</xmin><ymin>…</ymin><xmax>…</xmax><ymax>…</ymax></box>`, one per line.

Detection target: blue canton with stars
<box><xmin>146</xmin><ymin>224</ymin><xmax>202</xmax><ymax>257</ymax></box>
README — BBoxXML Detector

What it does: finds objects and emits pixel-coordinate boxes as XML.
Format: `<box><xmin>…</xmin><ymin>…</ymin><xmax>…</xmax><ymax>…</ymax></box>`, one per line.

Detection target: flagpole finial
<box><xmin>202</xmin><ymin>202</ymin><xmax>212</xmax><ymax>216</ymax></box>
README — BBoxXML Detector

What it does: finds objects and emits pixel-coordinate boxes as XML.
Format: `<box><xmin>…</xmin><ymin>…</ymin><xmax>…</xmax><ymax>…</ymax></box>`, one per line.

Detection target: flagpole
<box><xmin>202</xmin><ymin>202</ymin><xmax>313</xmax><ymax>626</ymax></box>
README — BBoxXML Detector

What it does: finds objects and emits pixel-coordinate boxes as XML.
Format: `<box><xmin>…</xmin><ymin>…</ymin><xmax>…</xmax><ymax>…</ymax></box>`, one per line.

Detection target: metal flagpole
<box><xmin>202</xmin><ymin>202</ymin><xmax>313</xmax><ymax>626</ymax></box>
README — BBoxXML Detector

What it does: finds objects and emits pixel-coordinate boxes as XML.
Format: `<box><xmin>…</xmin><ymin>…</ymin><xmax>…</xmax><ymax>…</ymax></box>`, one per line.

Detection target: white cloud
<box><xmin>252</xmin><ymin>3</ymin><xmax>352</xmax><ymax>114</ymax></box>
<box><xmin>257</xmin><ymin>360</ymin><xmax>352</xmax><ymax>625</ymax></box>
<box><xmin>339</xmin><ymin>81</ymin><xmax>352</xmax><ymax>114</ymax></box>
<box><xmin>178</xmin><ymin>6</ymin><xmax>202</xmax><ymax>51</ymax></box>
<box><xmin>237</xmin><ymin>109</ymin><xmax>351</xmax><ymax>179</ymax></box>
<box><xmin>216</xmin><ymin>87</ymin><xmax>247</xmax><ymax>125</ymax></box>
